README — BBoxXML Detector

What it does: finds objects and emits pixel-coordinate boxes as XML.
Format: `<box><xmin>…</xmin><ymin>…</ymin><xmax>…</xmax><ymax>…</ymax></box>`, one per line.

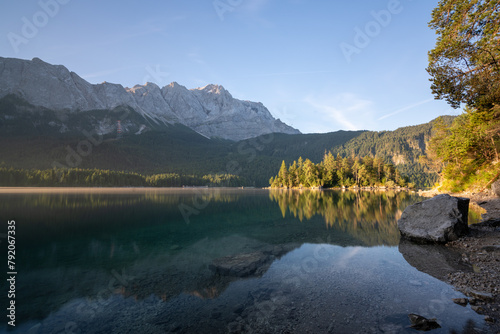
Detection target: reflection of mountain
<box><xmin>269</xmin><ymin>190</ymin><xmax>422</xmax><ymax>246</ymax></box>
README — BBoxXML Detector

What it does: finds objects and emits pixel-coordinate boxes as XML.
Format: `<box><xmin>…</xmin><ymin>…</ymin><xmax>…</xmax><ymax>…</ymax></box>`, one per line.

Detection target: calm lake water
<box><xmin>0</xmin><ymin>188</ymin><xmax>488</xmax><ymax>333</ymax></box>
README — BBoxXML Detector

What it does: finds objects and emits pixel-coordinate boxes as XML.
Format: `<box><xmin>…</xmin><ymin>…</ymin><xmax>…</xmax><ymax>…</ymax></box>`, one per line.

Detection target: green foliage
<box><xmin>428</xmin><ymin>106</ymin><xmax>500</xmax><ymax>191</ymax></box>
<box><xmin>329</xmin><ymin>119</ymin><xmax>455</xmax><ymax>187</ymax></box>
<box><xmin>269</xmin><ymin>153</ymin><xmax>409</xmax><ymax>189</ymax></box>
<box><xmin>427</xmin><ymin>0</ymin><xmax>500</xmax><ymax>110</ymax></box>
<box><xmin>228</xmin><ymin>131</ymin><xmax>365</xmax><ymax>186</ymax></box>
<box><xmin>426</xmin><ymin>0</ymin><xmax>500</xmax><ymax>191</ymax></box>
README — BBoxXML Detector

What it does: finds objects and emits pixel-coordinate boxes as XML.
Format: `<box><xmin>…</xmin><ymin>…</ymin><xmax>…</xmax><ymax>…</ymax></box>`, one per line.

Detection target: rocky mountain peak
<box><xmin>0</xmin><ymin>57</ymin><xmax>300</xmax><ymax>141</ymax></box>
<box><xmin>197</xmin><ymin>84</ymin><xmax>227</xmax><ymax>94</ymax></box>
<box><xmin>194</xmin><ymin>84</ymin><xmax>233</xmax><ymax>101</ymax></box>
<box><xmin>168</xmin><ymin>81</ymin><xmax>183</xmax><ymax>88</ymax></box>
<box><xmin>127</xmin><ymin>82</ymin><xmax>161</xmax><ymax>94</ymax></box>
<box><xmin>164</xmin><ymin>81</ymin><xmax>189</xmax><ymax>92</ymax></box>
<box><xmin>31</xmin><ymin>57</ymin><xmax>44</xmax><ymax>63</ymax></box>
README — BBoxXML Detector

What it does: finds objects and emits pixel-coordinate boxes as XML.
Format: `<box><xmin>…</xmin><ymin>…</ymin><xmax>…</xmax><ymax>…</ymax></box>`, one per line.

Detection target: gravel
<box><xmin>439</xmin><ymin>191</ymin><xmax>500</xmax><ymax>333</ymax></box>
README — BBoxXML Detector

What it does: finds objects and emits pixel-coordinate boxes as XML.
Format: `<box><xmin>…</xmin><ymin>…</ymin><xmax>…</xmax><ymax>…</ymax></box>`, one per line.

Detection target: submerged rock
<box><xmin>397</xmin><ymin>194</ymin><xmax>469</xmax><ymax>243</ymax></box>
<box><xmin>408</xmin><ymin>314</ymin><xmax>441</xmax><ymax>331</ymax></box>
<box><xmin>209</xmin><ymin>244</ymin><xmax>296</xmax><ymax>278</ymax></box>
<box><xmin>209</xmin><ymin>252</ymin><xmax>269</xmax><ymax>277</ymax></box>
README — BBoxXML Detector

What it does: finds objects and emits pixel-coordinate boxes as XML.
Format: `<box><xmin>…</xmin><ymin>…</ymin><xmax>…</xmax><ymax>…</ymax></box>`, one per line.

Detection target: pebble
<box><xmin>443</xmin><ymin>194</ymin><xmax>500</xmax><ymax>332</ymax></box>
<box><xmin>468</xmin><ymin>290</ymin><xmax>495</xmax><ymax>302</ymax></box>
<box><xmin>452</xmin><ymin>298</ymin><xmax>468</xmax><ymax>306</ymax></box>
<box><xmin>485</xmin><ymin>315</ymin><xmax>495</xmax><ymax>323</ymax></box>
<box><xmin>472</xmin><ymin>305</ymin><xmax>485</xmax><ymax>314</ymax></box>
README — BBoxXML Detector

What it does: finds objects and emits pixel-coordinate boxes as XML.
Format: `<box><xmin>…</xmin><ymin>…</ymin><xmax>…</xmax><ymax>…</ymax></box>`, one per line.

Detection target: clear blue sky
<box><xmin>1</xmin><ymin>0</ymin><xmax>458</xmax><ymax>134</ymax></box>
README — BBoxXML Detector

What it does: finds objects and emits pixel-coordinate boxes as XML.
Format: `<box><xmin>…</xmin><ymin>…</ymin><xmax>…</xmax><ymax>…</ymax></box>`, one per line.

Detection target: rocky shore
<box><xmin>420</xmin><ymin>190</ymin><xmax>500</xmax><ymax>333</ymax></box>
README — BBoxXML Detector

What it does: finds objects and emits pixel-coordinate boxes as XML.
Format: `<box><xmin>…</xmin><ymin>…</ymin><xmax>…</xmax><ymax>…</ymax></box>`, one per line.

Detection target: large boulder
<box><xmin>397</xmin><ymin>194</ymin><xmax>469</xmax><ymax>243</ymax></box>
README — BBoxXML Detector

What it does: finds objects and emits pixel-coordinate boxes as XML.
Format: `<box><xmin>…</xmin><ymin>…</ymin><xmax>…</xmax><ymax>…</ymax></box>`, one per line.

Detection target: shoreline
<box><xmin>267</xmin><ymin>186</ymin><xmax>416</xmax><ymax>191</ymax></box>
<box><xmin>0</xmin><ymin>186</ymin><xmax>418</xmax><ymax>194</ymax></box>
<box><xmin>420</xmin><ymin>189</ymin><xmax>500</xmax><ymax>331</ymax></box>
<box><xmin>0</xmin><ymin>186</ymin><xmax>262</xmax><ymax>193</ymax></box>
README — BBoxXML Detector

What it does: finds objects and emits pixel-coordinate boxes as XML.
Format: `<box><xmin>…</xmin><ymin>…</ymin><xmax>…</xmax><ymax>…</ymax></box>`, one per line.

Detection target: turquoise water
<box><xmin>0</xmin><ymin>189</ymin><xmax>488</xmax><ymax>333</ymax></box>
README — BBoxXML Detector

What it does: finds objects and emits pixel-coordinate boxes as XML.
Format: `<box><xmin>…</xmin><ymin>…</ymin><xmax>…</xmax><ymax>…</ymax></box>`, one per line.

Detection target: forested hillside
<box><xmin>330</xmin><ymin>116</ymin><xmax>455</xmax><ymax>187</ymax></box>
<box><xmin>0</xmin><ymin>97</ymin><xmax>450</xmax><ymax>187</ymax></box>
<box><xmin>0</xmin><ymin>126</ymin><xmax>364</xmax><ymax>187</ymax></box>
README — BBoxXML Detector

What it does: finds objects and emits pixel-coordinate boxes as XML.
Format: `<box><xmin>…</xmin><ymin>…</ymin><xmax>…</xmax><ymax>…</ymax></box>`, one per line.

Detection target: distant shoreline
<box><xmin>267</xmin><ymin>186</ymin><xmax>416</xmax><ymax>191</ymax></box>
<box><xmin>0</xmin><ymin>186</ymin><xmax>419</xmax><ymax>194</ymax></box>
<box><xmin>0</xmin><ymin>187</ymin><xmax>235</xmax><ymax>194</ymax></box>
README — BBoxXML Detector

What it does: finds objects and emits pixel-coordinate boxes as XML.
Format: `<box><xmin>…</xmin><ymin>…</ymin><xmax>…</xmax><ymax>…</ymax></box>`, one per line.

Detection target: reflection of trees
<box><xmin>0</xmin><ymin>189</ymin><xmax>239</xmax><ymax>211</ymax></box>
<box><xmin>269</xmin><ymin>189</ymin><xmax>422</xmax><ymax>246</ymax></box>
<box><xmin>1</xmin><ymin>189</ymin><xmax>244</xmax><ymax>251</ymax></box>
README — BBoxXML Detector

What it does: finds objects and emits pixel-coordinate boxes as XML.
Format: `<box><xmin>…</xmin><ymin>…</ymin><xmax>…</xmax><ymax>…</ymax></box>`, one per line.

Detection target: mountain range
<box><xmin>0</xmin><ymin>57</ymin><xmax>449</xmax><ymax>187</ymax></box>
<box><xmin>0</xmin><ymin>57</ymin><xmax>299</xmax><ymax>141</ymax></box>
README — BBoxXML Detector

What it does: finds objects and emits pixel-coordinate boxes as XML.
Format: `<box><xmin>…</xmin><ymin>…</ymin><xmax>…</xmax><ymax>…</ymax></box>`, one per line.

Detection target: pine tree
<box><xmin>277</xmin><ymin>160</ymin><xmax>288</xmax><ymax>188</ymax></box>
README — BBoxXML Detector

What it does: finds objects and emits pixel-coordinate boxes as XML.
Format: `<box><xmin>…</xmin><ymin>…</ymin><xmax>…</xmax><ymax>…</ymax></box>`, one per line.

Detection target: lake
<box><xmin>0</xmin><ymin>188</ymin><xmax>488</xmax><ymax>333</ymax></box>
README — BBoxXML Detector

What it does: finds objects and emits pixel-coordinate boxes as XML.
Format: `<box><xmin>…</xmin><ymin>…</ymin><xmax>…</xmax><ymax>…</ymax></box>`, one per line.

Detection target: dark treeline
<box><xmin>269</xmin><ymin>153</ymin><xmax>412</xmax><ymax>189</ymax></box>
<box><xmin>0</xmin><ymin>167</ymin><xmax>242</xmax><ymax>187</ymax></box>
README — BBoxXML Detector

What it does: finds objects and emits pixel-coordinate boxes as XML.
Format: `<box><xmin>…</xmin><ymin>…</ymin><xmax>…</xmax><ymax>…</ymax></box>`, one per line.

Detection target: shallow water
<box><xmin>0</xmin><ymin>188</ymin><xmax>489</xmax><ymax>333</ymax></box>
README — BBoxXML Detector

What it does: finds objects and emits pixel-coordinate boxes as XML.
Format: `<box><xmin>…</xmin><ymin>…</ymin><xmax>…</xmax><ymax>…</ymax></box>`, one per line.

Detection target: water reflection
<box><xmin>0</xmin><ymin>188</ymin><xmax>239</xmax><ymax>211</ymax></box>
<box><xmin>398</xmin><ymin>239</ymin><xmax>473</xmax><ymax>281</ymax></box>
<box><xmin>469</xmin><ymin>202</ymin><xmax>487</xmax><ymax>225</ymax></box>
<box><xmin>269</xmin><ymin>189</ymin><xmax>421</xmax><ymax>246</ymax></box>
<box><xmin>0</xmin><ymin>189</ymin><xmax>488</xmax><ymax>334</ymax></box>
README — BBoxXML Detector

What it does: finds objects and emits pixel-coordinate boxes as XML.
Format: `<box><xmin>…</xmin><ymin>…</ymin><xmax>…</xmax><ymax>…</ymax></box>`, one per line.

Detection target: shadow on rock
<box><xmin>398</xmin><ymin>239</ymin><xmax>472</xmax><ymax>281</ymax></box>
